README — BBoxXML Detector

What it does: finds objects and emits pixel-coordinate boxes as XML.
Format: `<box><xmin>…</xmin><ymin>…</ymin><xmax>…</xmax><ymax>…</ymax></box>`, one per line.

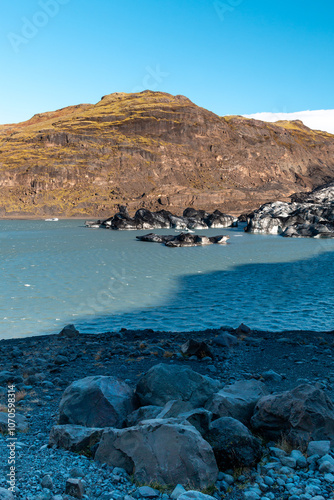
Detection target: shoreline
<box><xmin>0</xmin><ymin>209</ymin><xmax>243</xmax><ymax>221</ymax></box>
<box><xmin>1</xmin><ymin>325</ymin><xmax>334</xmax><ymax>344</ymax></box>
<box><xmin>0</xmin><ymin>216</ymin><xmax>89</xmax><ymax>221</ymax></box>
<box><xmin>1</xmin><ymin>324</ymin><xmax>334</xmax><ymax>498</ymax></box>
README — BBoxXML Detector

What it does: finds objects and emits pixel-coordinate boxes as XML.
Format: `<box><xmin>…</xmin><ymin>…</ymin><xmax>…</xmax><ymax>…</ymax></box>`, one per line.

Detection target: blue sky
<box><xmin>0</xmin><ymin>0</ymin><xmax>333</xmax><ymax>124</ymax></box>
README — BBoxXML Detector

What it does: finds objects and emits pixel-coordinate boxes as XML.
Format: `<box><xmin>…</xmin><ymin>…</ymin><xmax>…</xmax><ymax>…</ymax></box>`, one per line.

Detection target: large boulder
<box><xmin>156</xmin><ymin>400</ymin><xmax>194</xmax><ymax>419</ymax></box>
<box><xmin>59</xmin><ymin>376</ymin><xmax>136</xmax><ymax>428</ymax></box>
<box><xmin>125</xmin><ymin>406</ymin><xmax>163</xmax><ymax>427</ymax></box>
<box><xmin>178</xmin><ymin>409</ymin><xmax>212</xmax><ymax>436</ymax></box>
<box><xmin>49</xmin><ymin>425</ymin><xmax>103</xmax><ymax>454</ymax></box>
<box><xmin>251</xmin><ymin>384</ymin><xmax>334</xmax><ymax>446</ymax></box>
<box><xmin>95</xmin><ymin>420</ymin><xmax>218</xmax><ymax>488</ymax></box>
<box><xmin>205</xmin><ymin>379</ymin><xmax>269</xmax><ymax>425</ymax></box>
<box><xmin>205</xmin><ymin>417</ymin><xmax>263</xmax><ymax>469</ymax></box>
<box><xmin>155</xmin><ymin>401</ymin><xmax>212</xmax><ymax>435</ymax></box>
<box><xmin>135</xmin><ymin>364</ymin><xmax>221</xmax><ymax>408</ymax></box>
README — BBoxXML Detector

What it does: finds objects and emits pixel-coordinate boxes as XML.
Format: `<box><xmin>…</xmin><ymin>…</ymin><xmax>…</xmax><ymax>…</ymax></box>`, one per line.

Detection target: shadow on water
<box><xmin>73</xmin><ymin>249</ymin><xmax>334</xmax><ymax>334</ymax></box>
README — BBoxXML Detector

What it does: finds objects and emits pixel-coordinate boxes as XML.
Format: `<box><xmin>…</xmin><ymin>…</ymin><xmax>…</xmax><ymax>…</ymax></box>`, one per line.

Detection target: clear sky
<box><xmin>1</xmin><ymin>0</ymin><xmax>333</xmax><ymax>124</ymax></box>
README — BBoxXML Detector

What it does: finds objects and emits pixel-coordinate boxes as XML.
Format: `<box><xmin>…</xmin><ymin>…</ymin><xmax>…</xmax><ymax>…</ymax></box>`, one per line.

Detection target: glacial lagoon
<box><xmin>0</xmin><ymin>219</ymin><xmax>334</xmax><ymax>339</ymax></box>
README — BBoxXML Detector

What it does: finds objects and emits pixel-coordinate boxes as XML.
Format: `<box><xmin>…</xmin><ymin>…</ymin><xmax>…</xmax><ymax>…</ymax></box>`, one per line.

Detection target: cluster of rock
<box><xmin>47</xmin><ymin>362</ymin><xmax>334</xmax><ymax>495</ymax></box>
<box><xmin>85</xmin><ymin>207</ymin><xmax>238</xmax><ymax>231</ymax></box>
<box><xmin>136</xmin><ymin>233</ymin><xmax>229</xmax><ymax>247</ymax></box>
<box><xmin>245</xmin><ymin>182</ymin><xmax>334</xmax><ymax>237</ymax></box>
<box><xmin>240</xmin><ymin>440</ymin><xmax>334</xmax><ymax>500</ymax></box>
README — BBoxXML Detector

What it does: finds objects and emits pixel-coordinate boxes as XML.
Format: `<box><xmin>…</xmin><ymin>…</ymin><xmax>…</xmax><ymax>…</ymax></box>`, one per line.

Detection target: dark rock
<box><xmin>205</xmin><ymin>417</ymin><xmax>263</xmax><ymax>469</ymax></box>
<box><xmin>212</xmin><ymin>332</ymin><xmax>238</xmax><ymax>348</ymax></box>
<box><xmin>136</xmin><ymin>486</ymin><xmax>159</xmax><ymax>498</ymax></box>
<box><xmin>65</xmin><ymin>478</ymin><xmax>85</xmax><ymax>499</ymax></box>
<box><xmin>49</xmin><ymin>425</ymin><xmax>103</xmax><ymax>454</ymax></box>
<box><xmin>59</xmin><ymin>375</ymin><xmax>136</xmax><ymax>428</ymax></box>
<box><xmin>135</xmin><ymin>363</ymin><xmax>221</xmax><ymax>408</ymax></box>
<box><xmin>95</xmin><ymin>420</ymin><xmax>218</xmax><ymax>488</ymax></box>
<box><xmin>178</xmin><ymin>408</ymin><xmax>212</xmax><ymax>436</ymax></box>
<box><xmin>156</xmin><ymin>400</ymin><xmax>194</xmax><ymax>419</ymax></box>
<box><xmin>251</xmin><ymin>383</ymin><xmax>334</xmax><ymax>447</ymax></box>
<box><xmin>125</xmin><ymin>406</ymin><xmax>163</xmax><ymax>427</ymax></box>
<box><xmin>235</xmin><ymin>323</ymin><xmax>252</xmax><ymax>335</ymax></box>
<box><xmin>41</xmin><ymin>475</ymin><xmax>53</xmax><ymax>490</ymax></box>
<box><xmin>69</xmin><ymin>467</ymin><xmax>86</xmax><ymax>479</ymax></box>
<box><xmin>205</xmin><ymin>379</ymin><xmax>269</xmax><ymax>425</ymax></box>
<box><xmin>59</xmin><ymin>324</ymin><xmax>79</xmax><ymax>338</ymax></box>
<box><xmin>180</xmin><ymin>339</ymin><xmax>214</xmax><ymax>359</ymax></box>
<box><xmin>54</xmin><ymin>355</ymin><xmax>69</xmax><ymax>365</ymax></box>
<box><xmin>261</xmin><ymin>370</ymin><xmax>283</xmax><ymax>382</ymax></box>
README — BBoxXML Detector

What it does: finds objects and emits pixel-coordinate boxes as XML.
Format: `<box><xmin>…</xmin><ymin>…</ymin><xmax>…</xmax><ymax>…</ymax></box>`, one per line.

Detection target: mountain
<box><xmin>244</xmin><ymin>109</ymin><xmax>334</xmax><ymax>135</ymax></box>
<box><xmin>1</xmin><ymin>91</ymin><xmax>334</xmax><ymax>217</ymax></box>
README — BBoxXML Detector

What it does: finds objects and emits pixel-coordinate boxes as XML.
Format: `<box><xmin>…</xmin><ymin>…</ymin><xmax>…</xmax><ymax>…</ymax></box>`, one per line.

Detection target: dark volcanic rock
<box><xmin>59</xmin><ymin>324</ymin><xmax>79</xmax><ymax>339</ymax></box>
<box><xmin>205</xmin><ymin>417</ymin><xmax>263</xmax><ymax>469</ymax></box>
<box><xmin>205</xmin><ymin>379</ymin><xmax>269</xmax><ymax>425</ymax></box>
<box><xmin>59</xmin><ymin>375</ymin><xmax>136</xmax><ymax>428</ymax></box>
<box><xmin>180</xmin><ymin>339</ymin><xmax>214</xmax><ymax>359</ymax></box>
<box><xmin>245</xmin><ymin>182</ymin><xmax>334</xmax><ymax>238</ymax></box>
<box><xmin>94</xmin><ymin>420</ymin><xmax>219</xmax><ymax>488</ymax></box>
<box><xmin>135</xmin><ymin>363</ymin><xmax>221</xmax><ymax>408</ymax></box>
<box><xmin>49</xmin><ymin>425</ymin><xmax>103</xmax><ymax>454</ymax></box>
<box><xmin>125</xmin><ymin>406</ymin><xmax>163</xmax><ymax>427</ymax></box>
<box><xmin>251</xmin><ymin>383</ymin><xmax>334</xmax><ymax>447</ymax></box>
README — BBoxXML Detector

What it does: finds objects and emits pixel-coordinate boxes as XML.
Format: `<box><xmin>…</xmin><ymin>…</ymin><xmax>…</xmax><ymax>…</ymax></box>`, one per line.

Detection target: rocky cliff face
<box><xmin>1</xmin><ymin>91</ymin><xmax>334</xmax><ymax>217</ymax></box>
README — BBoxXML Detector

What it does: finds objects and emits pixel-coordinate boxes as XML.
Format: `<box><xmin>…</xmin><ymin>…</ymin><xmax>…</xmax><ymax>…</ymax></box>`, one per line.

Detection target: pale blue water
<box><xmin>0</xmin><ymin>219</ymin><xmax>334</xmax><ymax>339</ymax></box>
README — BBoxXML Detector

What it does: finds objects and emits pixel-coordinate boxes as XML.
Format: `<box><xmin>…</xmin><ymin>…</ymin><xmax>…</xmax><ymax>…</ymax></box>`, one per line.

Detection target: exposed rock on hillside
<box><xmin>1</xmin><ymin>91</ymin><xmax>334</xmax><ymax>217</ymax></box>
